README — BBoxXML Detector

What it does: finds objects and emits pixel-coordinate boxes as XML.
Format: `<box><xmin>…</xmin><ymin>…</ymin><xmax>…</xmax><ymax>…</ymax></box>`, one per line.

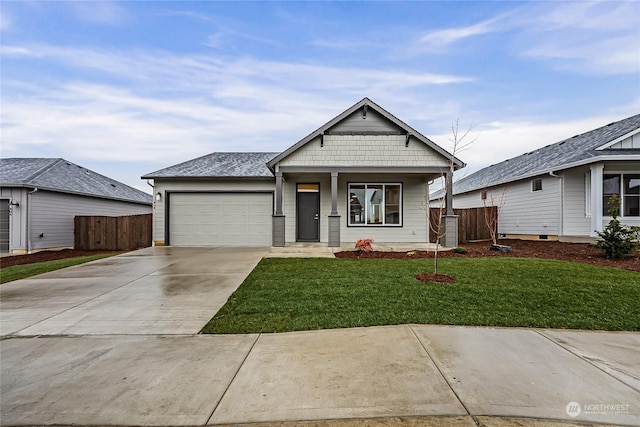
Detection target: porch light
<box><xmin>156</xmin><ymin>192</ymin><xmax>162</xmax><ymax>201</ymax></box>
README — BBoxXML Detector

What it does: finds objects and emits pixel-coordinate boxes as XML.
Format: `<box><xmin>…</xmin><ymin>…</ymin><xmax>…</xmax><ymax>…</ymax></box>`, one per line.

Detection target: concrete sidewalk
<box><xmin>1</xmin><ymin>325</ymin><xmax>638</xmax><ymax>426</ymax></box>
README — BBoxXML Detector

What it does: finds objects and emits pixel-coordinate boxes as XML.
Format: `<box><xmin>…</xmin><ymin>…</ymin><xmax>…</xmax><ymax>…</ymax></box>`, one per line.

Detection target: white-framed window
<box><xmin>531</xmin><ymin>178</ymin><xmax>543</xmax><ymax>192</ymax></box>
<box><xmin>348</xmin><ymin>183</ymin><xmax>402</xmax><ymax>226</ymax></box>
<box><xmin>603</xmin><ymin>173</ymin><xmax>640</xmax><ymax>217</ymax></box>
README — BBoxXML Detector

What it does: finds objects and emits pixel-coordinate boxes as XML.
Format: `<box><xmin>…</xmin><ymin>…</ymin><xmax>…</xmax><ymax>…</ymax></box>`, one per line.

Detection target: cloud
<box><xmin>412</xmin><ymin>1</ymin><xmax>639</xmax><ymax>75</ymax></box>
<box><xmin>0</xmin><ymin>10</ymin><xmax>11</xmax><ymax>31</ymax></box>
<box><xmin>418</xmin><ymin>16</ymin><xmax>503</xmax><ymax>48</ymax></box>
<box><xmin>1</xmin><ymin>43</ymin><xmax>473</xmax><ymax>169</ymax></box>
<box><xmin>67</xmin><ymin>1</ymin><xmax>128</xmax><ymax>25</ymax></box>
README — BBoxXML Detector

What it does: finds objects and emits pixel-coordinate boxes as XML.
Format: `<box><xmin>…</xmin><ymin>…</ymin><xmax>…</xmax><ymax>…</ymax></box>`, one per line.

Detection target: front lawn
<box><xmin>0</xmin><ymin>254</ymin><xmax>120</xmax><ymax>284</ymax></box>
<box><xmin>202</xmin><ymin>257</ymin><xmax>640</xmax><ymax>334</ymax></box>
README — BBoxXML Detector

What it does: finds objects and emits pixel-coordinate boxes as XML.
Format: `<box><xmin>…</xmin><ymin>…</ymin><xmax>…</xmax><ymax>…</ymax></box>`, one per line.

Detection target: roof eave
<box><xmin>454</xmin><ymin>153</ymin><xmax>640</xmax><ymax>196</ymax></box>
<box><xmin>0</xmin><ymin>183</ymin><xmax>152</xmax><ymax>205</ymax></box>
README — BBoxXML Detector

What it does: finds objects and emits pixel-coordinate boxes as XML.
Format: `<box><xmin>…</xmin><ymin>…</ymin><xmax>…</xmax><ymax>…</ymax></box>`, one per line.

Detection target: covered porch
<box><xmin>271</xmin><ymin>167</ymin><xmax>458</xmax><ymax>248</ymax></box>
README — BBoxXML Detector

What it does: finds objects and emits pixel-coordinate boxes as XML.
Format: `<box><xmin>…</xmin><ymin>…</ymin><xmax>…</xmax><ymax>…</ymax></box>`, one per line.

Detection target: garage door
<box><xmin>169</xmin><ymin>193</ymin><xmax>272</xmax><ymax>246</ymax></box>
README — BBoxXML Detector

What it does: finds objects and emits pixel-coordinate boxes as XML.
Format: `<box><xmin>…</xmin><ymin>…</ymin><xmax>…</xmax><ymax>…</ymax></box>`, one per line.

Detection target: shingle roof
<box><xmin>451</xmin><ymin>113</ymin><xmax>640</xmax><ymax>195</ymax></box>
<box><xmin>142</xmin><ymin>152</ymin><xmax>278</xmax><ymax>179</ymax></box>
<box><xmin>0</xmin><ymin>158</ymin><xmax>152</xmax><ymax>204</ymax></box>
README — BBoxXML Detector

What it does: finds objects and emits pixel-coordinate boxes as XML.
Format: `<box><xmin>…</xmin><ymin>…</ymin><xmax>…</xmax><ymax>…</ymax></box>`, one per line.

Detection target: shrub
<box><xmin>454</xmin><ymin>246</ymin><xmax>467</xmax><ymax>254</ymax></box>
<box><xmin>596</xmin><ymin>195</ymin><xmax>640</xmax><ymax>259</ymax></box>
<box><xmin>355</xmin><ymin>238</ymin><xmax>374</xmax><ymax>253</ymax></box>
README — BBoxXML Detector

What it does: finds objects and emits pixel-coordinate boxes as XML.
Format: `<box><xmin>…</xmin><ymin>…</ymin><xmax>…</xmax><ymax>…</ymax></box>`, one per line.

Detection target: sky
<box><xmin>1</xmin><ymin>1</ymin><xmax>639</xmax><ymax>194</ymax></box>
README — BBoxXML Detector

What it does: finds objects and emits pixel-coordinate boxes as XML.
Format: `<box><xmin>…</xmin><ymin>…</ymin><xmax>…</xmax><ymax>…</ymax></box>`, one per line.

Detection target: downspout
<box><xmin>549</xmin><ymin>172</ymin><xmax>563</xmax><ymax>238</ymax></box>
<box><xmin>26</xmin><ymin>188</ymin><xmax>38</xmax><ymax>254</ymax></box>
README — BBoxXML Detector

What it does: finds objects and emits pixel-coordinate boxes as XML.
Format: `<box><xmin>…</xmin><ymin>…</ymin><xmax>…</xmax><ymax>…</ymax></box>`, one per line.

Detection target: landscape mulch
<box><xmin>0</xmin><ymin>249</ymin><xmax>123</xmax><ymax>268</ymax></box>
<box><xmin>2</xmin><ymin>240</ymin><xmax>639</xmax><ymax>274</ymax></box>
<box><xmin>335</xmin><ymin>239</ymin><xmax>640</xmax><ymax>273</ymax></box>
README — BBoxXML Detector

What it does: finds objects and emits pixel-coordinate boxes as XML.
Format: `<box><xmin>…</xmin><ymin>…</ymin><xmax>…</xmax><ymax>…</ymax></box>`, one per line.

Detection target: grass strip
<box><xmin>0</xmin><ymin>254</ymin><xmax>120</xmax><ymax>284</ymax></box>
<box><xmin>202</xmin><ymin>257</ymin><xmax>640</xmax><ymax>333</ymax></box>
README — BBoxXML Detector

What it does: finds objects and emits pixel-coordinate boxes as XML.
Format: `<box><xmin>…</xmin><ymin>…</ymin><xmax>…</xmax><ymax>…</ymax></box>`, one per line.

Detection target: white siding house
<box><xmin>443</xmin><ymin>115</ymin><xmax>640</xmax><ymax>242</ymax></box>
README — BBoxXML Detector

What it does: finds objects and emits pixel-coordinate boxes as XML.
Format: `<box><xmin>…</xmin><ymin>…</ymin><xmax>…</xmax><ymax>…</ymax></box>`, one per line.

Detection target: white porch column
<box><xmin>590</xmin><ymin>164</ymin><xmax>604</xmax><ymax>236</ymax></box>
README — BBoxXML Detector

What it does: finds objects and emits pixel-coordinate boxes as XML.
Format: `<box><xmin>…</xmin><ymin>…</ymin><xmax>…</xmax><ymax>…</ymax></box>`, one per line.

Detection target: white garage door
<box><xmin>169</xmin><ymin>193</ymin><xmax>272</xmax><ymax>246</ymax></box>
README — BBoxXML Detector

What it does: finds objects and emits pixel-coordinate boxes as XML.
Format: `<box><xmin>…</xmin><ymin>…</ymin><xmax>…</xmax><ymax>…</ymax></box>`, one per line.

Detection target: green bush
<box><xmin>454</xmin><ymin>246</ymin><xmax>467</xmax><ymax>254</ymax></box>
<box><xmin>596</xmin><ymin>195</ymin><xmax>640</xmax><ymax>259</ymax></box>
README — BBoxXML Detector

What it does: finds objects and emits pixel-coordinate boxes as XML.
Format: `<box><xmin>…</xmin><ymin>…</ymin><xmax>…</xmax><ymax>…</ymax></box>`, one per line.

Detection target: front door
<box><xmin>296</xmin><ymin>183</ymin><xmax>320</xmax><ymax>242</ymax></box>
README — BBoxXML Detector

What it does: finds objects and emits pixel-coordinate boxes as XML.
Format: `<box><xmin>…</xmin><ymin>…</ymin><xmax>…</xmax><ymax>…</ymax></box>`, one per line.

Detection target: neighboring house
<box><xmin>142</xmin><ymin>98</ymin><xmax>464</xmax><ymax>248</ymax></box>
<box><xmin>0</xmin><ymin>158</ymin><xmax>152</xmax><ymax>254</ymax></box>
<box><xmin>440</xmin><ymin>113</ymin><xmax>640</xmax><ymax>242</ymax></box>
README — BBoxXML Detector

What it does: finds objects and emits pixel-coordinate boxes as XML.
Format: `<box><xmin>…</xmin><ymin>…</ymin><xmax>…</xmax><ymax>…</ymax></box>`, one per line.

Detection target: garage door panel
<box><xmin>169</xmin><ymin>193</ymin><xmax>272</xmax><ymax>246</ymax></box>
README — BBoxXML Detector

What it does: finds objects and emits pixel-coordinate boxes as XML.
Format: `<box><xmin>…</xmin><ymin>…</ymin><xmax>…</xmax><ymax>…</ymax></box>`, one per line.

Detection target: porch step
<box><xmin>266</xmin><ymin>245</ymin><xmax>336</xmax><ymax>258</ymax></box>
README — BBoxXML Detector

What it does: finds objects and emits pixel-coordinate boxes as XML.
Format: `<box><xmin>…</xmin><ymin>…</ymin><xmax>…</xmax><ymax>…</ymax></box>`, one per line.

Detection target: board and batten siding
<box><xmin>283</xmin><ymin>173</ymin><xmax>429</xmax><ymax>243</ymax></box>
<box><xmin>278</xmin><ymin>135</ymin><xmax>450</xmax><ymax>168</ymax></box>
<box><xmin>453</xmin><ymin>175</ymin><xmax>561</xmax><ymax>237</ymax></box>
<box><xmin>152</xmin><ymin>179</ymin><xmax>275</xmax><ymax>244</ymax></box>
<box><xmin>29</xmin><ymin>190</ymin><xmax>151</xmax><ymax>250</ymax></box>
<box><xmin>329</xmin><ymin>108</ymin><xmax>399</xmax><ymax>133</ymax></box>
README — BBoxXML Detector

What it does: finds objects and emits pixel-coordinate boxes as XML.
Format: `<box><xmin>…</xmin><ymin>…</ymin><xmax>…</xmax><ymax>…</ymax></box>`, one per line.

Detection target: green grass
<box><xmin>202</xmin><ymin>257</ymin><xmax>640</xmax><ymax>333</ymax></box>
<box><xmin>0</xmin><ymin>254</ymin><xmax>120</xmax><ymax>284</ymax></box>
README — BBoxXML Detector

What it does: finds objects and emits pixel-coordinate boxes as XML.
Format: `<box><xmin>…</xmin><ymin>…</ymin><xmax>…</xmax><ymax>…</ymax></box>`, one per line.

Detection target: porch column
<box><xmin>590</xmin><ymin>164</ymin><xmax>604</xmax><ymax>236</ymax></box>
<box><xmin>272</xmin><ymin>171</ymin><xmax>285</xmax><ymax>247</ymax></box>
<box><xmin>328</xmin><ymin>171</ymin><xmax>341</xmax><ymax>247</ymax></box>
<box><xmin>442</xmin><ymin>171</ymin><xmax>459</xmax><ymax>248</ymax></box>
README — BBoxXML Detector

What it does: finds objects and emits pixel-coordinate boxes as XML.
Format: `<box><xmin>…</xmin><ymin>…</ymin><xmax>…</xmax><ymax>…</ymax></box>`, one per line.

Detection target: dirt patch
<box><xmin>335</xmin><ymin>239</ymin><xmax>640</xmax><ymax>273</ymax></box>
<box><xmin>0</xmin><ymin>249</ymin><xmax>124</xmax><ymax>268</ymax></box>
<box><xmin>415</xmin><ymin>273</ymin><xmax>456</xmax><ymax>283</ymax></box>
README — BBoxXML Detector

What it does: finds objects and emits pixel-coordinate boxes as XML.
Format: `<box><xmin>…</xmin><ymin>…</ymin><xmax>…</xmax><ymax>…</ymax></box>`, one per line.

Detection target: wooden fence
<box><xmin>74</xmin><ymin>214</ymin><xmax>152</xmax><ymax>251</ymax></box>
<box><xmin>429</xmin><ymin>206</ymin><xmax>497</xmax><ymax>244</ymax></box>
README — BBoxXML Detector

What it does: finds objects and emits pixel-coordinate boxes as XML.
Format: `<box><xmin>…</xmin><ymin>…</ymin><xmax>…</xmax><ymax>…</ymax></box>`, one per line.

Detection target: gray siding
<box><xmin>0</xmin><ymin>187</ymin><xmax>28</xmax><ymax>252</ymax></box>
<box><xmin>329</xmin><ymin>109</ymin><xmax>400</xmax><ymax>133</ymax></box>
<box><xmin>454</xmin><ymin>175</ymin><xmax>561</xmax><ymax>236</ymax></box>
<box><xmin>278</xmin><ymin>135</ymin><xmax>450</xmax><ymax>168</ymax></box>
<box><xmin>29</xmin><ymin>190</ymin><xmax>151</xmax><ymax>250</ymax></box>
<box><xmin>152</xmin><ymin>179</ymin><xmax>276</xmax><ymax>244</ymax></box>
<box><xmin>283</xmin><ymin>173</ymin><xmax>429</xmax><ymax>244</ymax></box>
<box><xmin>562</xmin><ymin>166</ymin><xmax>592</xmax><ymax>236</ymax></box>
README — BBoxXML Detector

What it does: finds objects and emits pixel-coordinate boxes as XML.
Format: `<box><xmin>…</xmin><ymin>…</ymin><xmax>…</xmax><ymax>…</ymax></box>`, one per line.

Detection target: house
<box><xmin>444</xmin><ymin>113</ymin><xmax>640</xmax><ymax>242</ymax></box>
<box><xmin>142</xmin><ymin>98</ymin><xmax>464</xmax><ymax>248</ymax></box>
<box><xmin>0</xmin><ymin>158</ymin><xmax>152</xmax><ymax>254</ymax></box>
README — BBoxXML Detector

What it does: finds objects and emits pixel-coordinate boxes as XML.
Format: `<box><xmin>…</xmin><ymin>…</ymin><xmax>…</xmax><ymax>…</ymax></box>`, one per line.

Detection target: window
<box><xmin>602</xmin><ymin>174</ymin><xmax>640</xmax><ymax>217</ymax></box>
<box><xmin>348</xmin><ymin>183</ymin><xmax>401</xmax><ymax>226</ymax></box>
<box><xmin>531</xmin><ymin>179</ymin><xmax>542</xmax><ymax>192</ymax></box>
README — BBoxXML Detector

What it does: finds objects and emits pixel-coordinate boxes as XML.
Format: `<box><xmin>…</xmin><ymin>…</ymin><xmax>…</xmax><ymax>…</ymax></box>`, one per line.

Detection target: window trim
<box><xmin>347</xmin><ymin>182</ymin><xmax>403</xmax><ymax>227</ymax></box>
<box><xmin>602</xmin><ymin>172</ymin><xmax>640</xmax><ymax>218</ymax></box>
<box><xmin>531</xmin><ymin>178</ymin><xmax>543</xmax><ymax>192</ymax></box>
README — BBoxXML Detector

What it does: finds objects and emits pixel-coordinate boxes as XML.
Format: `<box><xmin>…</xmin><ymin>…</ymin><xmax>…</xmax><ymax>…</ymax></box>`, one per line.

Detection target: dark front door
<box><xmin>297</xmin><ymin>183</ymin><xmax>320</xmax><ymax>242</ymax></box>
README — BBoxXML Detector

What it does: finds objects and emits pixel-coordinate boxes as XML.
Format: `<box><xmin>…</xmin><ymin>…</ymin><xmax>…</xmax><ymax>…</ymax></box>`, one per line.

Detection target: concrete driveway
<box><xmin>1</xmin><ymin>246</ymin><xmax>269</xmax><ymax>336</ymax></box>
<box><xmin>1</xmin><ymin>248</ymin><xmax>639</xmax><ymax>426</ymax></box>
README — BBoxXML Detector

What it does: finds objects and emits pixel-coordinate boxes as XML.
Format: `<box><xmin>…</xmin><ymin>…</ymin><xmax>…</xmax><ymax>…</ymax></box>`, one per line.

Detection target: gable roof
<box><xmin>141</xmin><ymin>152</ymin><xmax>278</xmax><ymax>179</ymax></box>
<box><xmin>267</xmin><ymin>97</ymin><xmax>465</xmax><ymax>170</ymax></box>
<box><xmin>1</xmin><ymin>158</ymin><xmax>152</xmax><ymax>204</ymax></box>
<box><xmin>451</xmin><ymin>113</ymin><xmax>640</xmax><ymax>196</ymax></box>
